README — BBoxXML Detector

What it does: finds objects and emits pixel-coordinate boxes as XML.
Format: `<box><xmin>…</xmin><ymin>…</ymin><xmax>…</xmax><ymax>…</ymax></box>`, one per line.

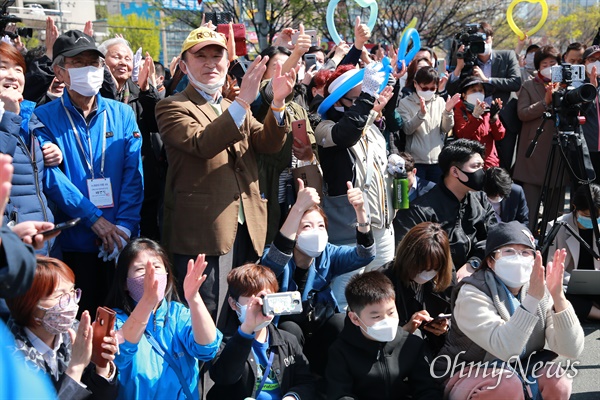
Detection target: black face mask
<box><xmin>457</xmin><ymin>167</ymin><xmax>485</xmax><ymax>191</ymax></box>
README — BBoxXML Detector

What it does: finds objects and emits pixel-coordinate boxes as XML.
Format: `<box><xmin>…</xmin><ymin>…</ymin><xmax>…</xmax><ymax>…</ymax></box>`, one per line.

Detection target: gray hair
<box><xmin>51</xmin><ymin>55</ymin><xmax>65</xmax><ymax>68</ymax></box>
<box><xmin>98</xmin><ymin>37</ymin><xmax>132</xmax><ymax>56</ymax></box>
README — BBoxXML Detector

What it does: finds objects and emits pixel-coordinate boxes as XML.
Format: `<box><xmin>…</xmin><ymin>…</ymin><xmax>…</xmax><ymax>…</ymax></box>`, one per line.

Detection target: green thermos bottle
<box><xmin>393</xmin><ymin>172</ymin><xmax>409</xmax><ymax>210</ymax></box>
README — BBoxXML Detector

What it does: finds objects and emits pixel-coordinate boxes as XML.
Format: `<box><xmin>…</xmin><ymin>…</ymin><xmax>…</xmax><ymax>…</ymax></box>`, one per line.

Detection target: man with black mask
<box><xmin>395</xmin><ymin>139</ymin><xmax>497</xmax><ymax>282</ymax></box>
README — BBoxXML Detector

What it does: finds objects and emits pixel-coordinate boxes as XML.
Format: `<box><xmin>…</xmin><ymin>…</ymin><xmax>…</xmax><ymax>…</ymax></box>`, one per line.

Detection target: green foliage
<box><xmin>96</xmin><ymin>5</ymin><xmax>108</xmax><ymax>20</ymax></box>
<box><xmin>108</xmin><ymin>14</ymin><xmax>161</xmax><ymax>59</ymax></box>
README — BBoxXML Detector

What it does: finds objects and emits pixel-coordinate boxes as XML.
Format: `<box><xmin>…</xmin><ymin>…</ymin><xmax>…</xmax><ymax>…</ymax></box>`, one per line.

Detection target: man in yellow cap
<box><xmin>156</xmin><ymin>26</ymin><xmax>296</xmax><ymax>324</ymax></box>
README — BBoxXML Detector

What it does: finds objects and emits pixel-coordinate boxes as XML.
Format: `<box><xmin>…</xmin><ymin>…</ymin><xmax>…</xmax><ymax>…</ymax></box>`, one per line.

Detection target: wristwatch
<box><xmin>468</xmin><ymin>259</ymin><xmax>481</xmax><ymax>270</ymax></box>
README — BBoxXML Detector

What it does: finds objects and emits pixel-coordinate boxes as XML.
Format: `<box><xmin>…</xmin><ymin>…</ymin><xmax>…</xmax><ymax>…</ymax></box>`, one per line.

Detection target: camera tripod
<box><xmin>527</xmin><ymin>109</ymin><xmax>600</xmax><ymax>262</ymax></box>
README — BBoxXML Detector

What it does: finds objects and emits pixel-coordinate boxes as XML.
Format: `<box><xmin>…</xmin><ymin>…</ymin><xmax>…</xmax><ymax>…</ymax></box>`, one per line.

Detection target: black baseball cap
<box><xmin>52</xmin><ymin>30</ymin><xmax>104</xmax><ymax>61</ymax></box>
<box><xmin>583</xmin><ymin>45</ymin><xmax>600</xmax><ymax>61</ymax></box>
<box><xmin>458</xmin><ymin>76</ymin><xmax>495</xmax><ymax>96</ymax></box>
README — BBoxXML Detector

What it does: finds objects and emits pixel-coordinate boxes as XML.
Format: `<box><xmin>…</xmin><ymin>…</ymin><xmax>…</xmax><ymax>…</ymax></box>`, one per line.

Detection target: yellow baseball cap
<box><xmin>181</xmin><ymin>27</ymin><xmax>227</xmax><ymax>54</ymax></box>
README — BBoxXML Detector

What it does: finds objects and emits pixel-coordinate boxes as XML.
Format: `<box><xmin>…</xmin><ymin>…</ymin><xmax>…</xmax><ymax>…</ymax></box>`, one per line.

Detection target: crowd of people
<box><xmin>1</xmin><ymin>13</ymin><xmax>599</xmax><ymax>400</ymax></box>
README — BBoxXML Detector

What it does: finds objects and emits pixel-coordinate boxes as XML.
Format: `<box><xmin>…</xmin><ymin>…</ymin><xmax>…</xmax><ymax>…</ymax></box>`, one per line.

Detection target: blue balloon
<box><xmin>397</xmin><ymin>28</ymin><xmax>421</xmax><ymax>70</ymax></box>
<box><xmin>327</xmin><ymin>0</ymin><xmax>378</xmax><ymax>45</ymax></box>
<box><xmin>318</xmin><ymin>60</ymin><xmax>392</xmax><ymax>118</ymax></box>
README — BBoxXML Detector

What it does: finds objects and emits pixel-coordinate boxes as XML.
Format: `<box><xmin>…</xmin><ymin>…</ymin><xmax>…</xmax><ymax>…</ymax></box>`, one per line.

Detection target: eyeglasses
<box><xmin>64</xmin><ymin>59</ymin><xmax>105</xmax><ymax>69</ymax></box>
<box><xmin>39</xmin><ymin>288</ymin><xmax>82</xmax><ymax>310</ymax></box>
<box><xmin>492</xmin><ymin>248</ymin><xmax>536</xmax><ymax>260</ymax></box>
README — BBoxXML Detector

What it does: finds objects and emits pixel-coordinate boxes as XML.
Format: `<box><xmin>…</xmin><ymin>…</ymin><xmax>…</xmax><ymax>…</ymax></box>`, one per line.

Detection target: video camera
<box><xmin>0</xmin><ymin>1</ymin><xmax>32</xmax><ymax>39</ymax></box>
<box><xmin>550</xmin><ymin>64</ymin><xmax>596</xmax><ymax>133</ymax></box>
<box><xmin>454</xmin><ymin>23</ymin><xmax>487</xmax><ymax>77</ymax></box>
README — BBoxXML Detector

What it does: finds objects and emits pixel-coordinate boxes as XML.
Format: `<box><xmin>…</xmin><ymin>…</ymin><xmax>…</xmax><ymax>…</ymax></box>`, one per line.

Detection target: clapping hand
<box><xmin>373</xmin><ymin>86</ymin><xmax>394</xmax><ymax>114</ymax></box>
<box><xmin>445</xmin><ymin>93</ymin><xmax>461</xmax><ymax>113</ymax></box>
<box><xmin>271</xmin><ymin>61</ymin><xmax>297</xmax><ymax>107</ymax></box>
<box><xmin>183</xmin><ymin>254</ymin><xmax>208</xmax><ymax>305</ymax></box>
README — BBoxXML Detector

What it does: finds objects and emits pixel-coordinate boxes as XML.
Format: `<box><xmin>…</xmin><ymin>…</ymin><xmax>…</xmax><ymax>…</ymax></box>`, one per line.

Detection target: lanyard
<box><xmin>61</xmin><ymin>97</ymin><xmax>106</xmax><ymax>179</ymax></box>
<box><xmin>255</xmin><ymin>351</ymin><xmax>275</xmax><ymax>397</ymax></box>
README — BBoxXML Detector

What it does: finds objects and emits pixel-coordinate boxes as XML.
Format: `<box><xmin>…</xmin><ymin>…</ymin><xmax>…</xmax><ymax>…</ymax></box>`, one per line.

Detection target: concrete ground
<box><xmin>570</xmin><ymin>321</ymin><xmax>600</xmax><ymax>399</ymax></box>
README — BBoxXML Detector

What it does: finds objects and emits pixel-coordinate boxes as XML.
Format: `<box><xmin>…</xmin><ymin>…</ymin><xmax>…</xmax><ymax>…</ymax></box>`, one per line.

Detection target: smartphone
<box><xmin>91</xmin><ymin>306</ymin><xmax>117</xmax><ymax>368</ymax></box>
<box><xmin>304</xmin><ymin>53</ymin><xmax>317</xmax><ymax>72</ymax></box>
<box><xmin>292</xmin><ymin>29</ymin><xmax>318</xmax><ymax>45</ymax></box>
<box><xmin>35</xmin><ymin>218</ymin><xmax>81</xmax><ymax>238</ymax></box>
<box><xmin>437</xmin><ymin>59</ymin><xmax>447</xmax><ymax>75</ymax></box>
<box><xmin>262</xmin><ymin>292</ymin><xmax>303</xmax><ymax>316</ymax></box>
<box><xmin>292</xmin><ymin>119</ymin><xmax>311</xmax><ymax>147</ymax></box>
<box><xmin>423</xmin><ymin>313</ymin><xmax>451</xmax><ymax>327</ymax></box>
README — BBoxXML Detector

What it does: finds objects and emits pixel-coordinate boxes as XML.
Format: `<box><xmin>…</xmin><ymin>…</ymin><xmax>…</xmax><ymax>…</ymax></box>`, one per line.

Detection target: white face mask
<box><xmin>493</xmin><ymin>255</ymin><xmax>534</xmax><ymax>288</ymax></box>
<box><xmin>466</xmin><ymin>92</ymin><xmax>485</xmax><ymax>106</ymax></box>
<box><xmin>358</xmin><ymin>315</ymin><xmax>399</xmax><ymax>342</ymax></box>
<box><xmin>540</xmin><ymin>67</ymin><xmax>553</xmax><ymax>80</ymax></box>
<box><xmin>296</xmin><ymin>229</ymin><xmax>328</xmax><ymax>258</ymax></box>
<box><xmin>525</xmin><ymin>53</ymin><xmax>535</xmax><ymax>70</ymax></box>
<box><xmin>416</xmin><ymin>89</ymin><xmax>435</xmax><ymax>102</ymax></box>
<box><xmin>235</xmin><ymin>301</ymin><xmax>271</xmax><ymax>332</ymax></box>
<box><xmin>413</xmin><ymin>269</ymin><xmax>437</xmax><ymax>284</ymax></box>
<box><xmin>483</xmin><ymin>43</ymin><xmax>492</xmax><ymax>56</ymax></box>
<box><xmin>67</xmin><ymin>66</ymin><xmax>104</xmax><ymax>97</ymax></box>
<box><xmin>586</xmin><ymin>61</ymin><xmax>600</xmax><ymax>76</ymax></box>
<box><xmin>184</xmin><ymin>61</ymin><xmax>225</xmax><ymax>95</ymax></box>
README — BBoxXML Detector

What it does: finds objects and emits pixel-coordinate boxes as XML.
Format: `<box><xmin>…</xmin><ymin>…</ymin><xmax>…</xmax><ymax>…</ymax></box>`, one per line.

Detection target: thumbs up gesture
<box><xmin>354</xmin><ymin>16</ymin><xmax>371</xmax><ymax>50</ymax></box>
<box><xmin>346</xmin><ymin>181</ymin><xmax>365</xmax><ymax>210</ymax></box>
<box><xmin>295</xmin><ymin>178</ymin><xmax>320</xmax><ymax>212</ymax></box>
<box><xmin>293</xmin><ymin>23</ymin><xmax>312</xmax><ymax>57</ymax></box>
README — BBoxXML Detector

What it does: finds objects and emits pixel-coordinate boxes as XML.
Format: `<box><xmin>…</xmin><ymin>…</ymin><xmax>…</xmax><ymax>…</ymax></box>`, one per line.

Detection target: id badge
<box><xmin>87</xmin><ymin>178</ymin><xmax>114</xmax><ymax>208</ymax></box>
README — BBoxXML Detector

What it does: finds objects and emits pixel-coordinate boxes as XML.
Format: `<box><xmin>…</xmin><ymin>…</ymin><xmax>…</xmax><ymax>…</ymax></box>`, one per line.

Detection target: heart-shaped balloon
<box><xmin>506</xmin><ymin>0</ymin><xmax>548</xmax><ymax>40</ymax></box>
<box><xmin>326</xmin><ymin>0</ymin><xmax>378</xmax><ymax>45</ymax></box>
<box><xmin>397</xmin><ymin>28</ymin><xmax>421</xmax><ymax>69</ymax></box>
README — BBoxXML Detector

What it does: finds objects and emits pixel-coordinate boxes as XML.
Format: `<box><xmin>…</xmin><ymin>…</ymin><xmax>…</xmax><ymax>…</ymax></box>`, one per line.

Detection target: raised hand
<box><xmin>138</xmin><ymin>53</ymin><xmax>155</xmax><ymax>91</ymax></box>
<box><xmin>66</xmin><ymin>311</ymin><xmax>93</xmax><ymax>382</ymax></box>
<box><xmin>183</xmin><ymin>254</ymin><xmax>208</xmax><ymax>304</ymax></box>
<box><xmin>227</xmin><ymin>22</ymin><xmax>237</xmax><ymax>62</ymax></box>
<box><xmin>237</xmin><ymin>55</ymin><xmax>269</xmax><ymax>105</ymax></box>
<box><xmin>292</xmin><ymin>24</ymin><xmax>312</xmax><ymax>58</ymax></box>
<box><xmin>240</xmin><ymin>291</ymin><xmax>274</xmax><ymax>334</ymax></box>
<box><xmin>472</xmin><ymin>99</ymin><xmax>487</xmax><ymax>119</ymax></box>
<box><xmin>346</xmin><ymin>181</ymin><xmax>364</xmax><ymax>211</ymax></box>
<box><xmin>83</xmin><ymin>21</ymin><xmax>94</xmax><ymax>37</ymax></box>
<box><xmin>546</xmin><ymin>248</ymin><xmax>566</xmax><ymax>300</ymax></box>
<box><xmin>140</xmin><ymin>259</ymin><xmax>160</xmax><ymax>307</ymax></box>
<box><xmin>419</xmin><ymin>96</ymin><xmax>427</xmax><ymax>115</ymax></box>
<box><xmin>528</xmin><ymin>251</ymin><xmax>546</xmax><ymax>300</ymax></box>
<box><xmin>302</xmin><ymin>64</ymin><xmax>317</xmax><ymax>86</ymax></box>
<box><xmin>294</xmin><ymin>178</ymin><xmax>320</xmax><ymax>212</ymax></box>
<box><xmin>44</xmin><ymin>17</ymin><xmax>59</xmax><ymax>59</ymax></box>
<box><xmin>271</xmin><ymin>61</ymin><xmax>296</xmax><ymax>107</ymax></box>
<box><xmin>354</xmin><ymin>16</ymin><xmax>371</xmax><ymax>50</ymax></box>
<box><xmin>373</xmin><ymin>86</ymin><xmax>394</xmax><ymax>114</ymax></box>
<box><xmin>445</xmin><ymin>93</ymin><xmax>461</xmax><ymax>112</ymax></box>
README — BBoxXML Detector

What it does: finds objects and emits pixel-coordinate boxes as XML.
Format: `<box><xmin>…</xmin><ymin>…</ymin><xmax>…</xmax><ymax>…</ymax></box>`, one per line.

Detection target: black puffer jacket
<box><xmin>208</xmin><ymin>324</ymin><xmax>316</xmax><ymax>399</ymax></box>
<box><xmin>326</xmin><ymin>316</ymin><xmax>442</xmax><ymax>400</ymax></box>
<box><xmin>395</xmin><ymin>182</ymin><xmax>497</xmax><ymax>269</ymax></box>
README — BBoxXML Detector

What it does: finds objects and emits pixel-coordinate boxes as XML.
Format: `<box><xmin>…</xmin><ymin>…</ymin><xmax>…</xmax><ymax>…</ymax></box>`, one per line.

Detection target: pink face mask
<box><xmin>126</xmin><ymin>273</ymin><xmax>168</xmax><ymax>303</ymax></box>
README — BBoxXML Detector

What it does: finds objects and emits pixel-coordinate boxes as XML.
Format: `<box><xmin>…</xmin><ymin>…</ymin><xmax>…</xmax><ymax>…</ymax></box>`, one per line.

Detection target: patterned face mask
<box><xmin>35</xmin><ymin>291</ymin><xmax>81</xmax><ymax>335</ymax></box>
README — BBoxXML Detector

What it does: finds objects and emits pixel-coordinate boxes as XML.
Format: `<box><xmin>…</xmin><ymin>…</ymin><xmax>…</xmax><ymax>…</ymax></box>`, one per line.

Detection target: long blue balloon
<box><xmin>326</xmin><ymin>0</ymin><xmax>378</xmax><ymax>45</ymax></box>
<box><xmin>318</xmin><ymin>59</ymin><xmax>392</xmax><ymax>118</ymax></box>
<box><xmin>397</xmin><ymin>28</ymin><xmax>421</xmax><ymax>70</ymax></box>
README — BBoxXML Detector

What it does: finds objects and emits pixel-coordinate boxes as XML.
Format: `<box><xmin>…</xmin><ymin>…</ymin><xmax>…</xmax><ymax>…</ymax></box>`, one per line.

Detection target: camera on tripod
<box><xmin>549</xmin><ymin>64</ymin><xmax>597</xmax><ymax>132</ymax></box>
<box><xmin>454</xmin><ymin>23</ymin><xmax>487</xmax><ymax>77</ymax></box>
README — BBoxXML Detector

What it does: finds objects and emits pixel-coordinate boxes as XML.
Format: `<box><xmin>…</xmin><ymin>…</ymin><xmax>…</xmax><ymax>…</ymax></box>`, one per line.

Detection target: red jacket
<box><xmin>453</xmin><ymin>100</ymin><xmax>506</xmax><ymax>168</ymax></box>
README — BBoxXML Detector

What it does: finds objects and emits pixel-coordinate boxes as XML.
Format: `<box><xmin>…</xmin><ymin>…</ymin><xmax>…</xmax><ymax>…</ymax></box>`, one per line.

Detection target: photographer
<box><xmin>513</xmin><ymin>45</ymin><xmax>562</xmax><ymax>224</ymax></box>
<box><xmin>580</xmin><ymin>45</ymin><xmax>600</xmax><ymax>180</ymax></box>
<box><xmin>447</xmin><ymin>22</ymin><xmax>521</xmax><ymax>170</ymax></box>
<box><xmin>208</xmin><ymin>263</ymin><xmax>316</xmax><ymax>400</ymax></box>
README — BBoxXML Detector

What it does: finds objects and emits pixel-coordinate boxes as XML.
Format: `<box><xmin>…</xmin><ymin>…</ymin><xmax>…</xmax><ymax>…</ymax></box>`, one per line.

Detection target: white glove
<box><xmin>387</xmin><ymin>154</ymin><xmax>406</xmax><ymax>176</ymax></box>
<box><xmin>97</xmin><ymin>225</ymin><xmax>131</xmax><ymax>262</ymax></box>
<box><xmin>0</xmin><ymin>100</ymin><xmax>4</xmax><ymax>123</ymax></box>
<box><xmin>1</xmin><ymin>35</ymin><xmax>11</xmax><ymax>45</ymax></box>
<box><xmin>131</xmin><ymin>47</ymin><xmax>143</xmax><ymax>83</ymax></box>
<box><xmin>362</xmin><ymin>62</ymin><xmax>386</xmax><ymax>98</ymax></box>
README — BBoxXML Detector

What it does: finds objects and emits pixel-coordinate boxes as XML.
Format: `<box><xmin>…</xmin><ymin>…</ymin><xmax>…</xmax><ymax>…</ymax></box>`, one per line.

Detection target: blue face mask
<box><xmin>577</xmin><ymin>214</ymin><xmax>600</xmax><ymax>229</ymax></box>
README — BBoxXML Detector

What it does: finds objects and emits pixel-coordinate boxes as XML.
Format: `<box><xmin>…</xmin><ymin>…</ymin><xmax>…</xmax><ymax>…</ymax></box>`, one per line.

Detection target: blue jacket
<box><xmin>0</xmin><ymin>100</ymin><xmax>54</xmax><ymax>255</ymax></box>
<box><xmin>114</xmin><ymin>300</ymin><xmax>223</xmax><ymax>400</ymax></box>
<box><xmin>31</xmin><ymin>92</ymin><xmax>143</xmax><ymax>252</ymax></box>
<box><xmin>261</xmin><ymin>233</ymin><xmax>375</xmax><ymax>310</ymax></box>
